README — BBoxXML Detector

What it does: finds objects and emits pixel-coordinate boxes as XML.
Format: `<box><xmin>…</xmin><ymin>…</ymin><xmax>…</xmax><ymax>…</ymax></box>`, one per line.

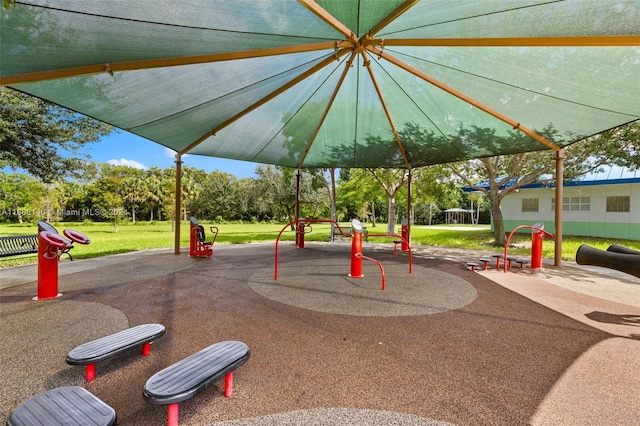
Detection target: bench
<box><xmin>7</xmin><ymin>386</ymin><xmax>116</xmax><ymax>426</ymax></box>
<box><xmin>466</xmin><ymin>262</ymin><xmax>480</xmax><ymax>271</ymax></box>
<box><xmin>144</xmin><ymin>340</ymin><xmax>250</xmax><ymax>426</ymax></box>
<box><xmin>507</xmin><ymin>256</ymin><xmax>529</xmax><ymax>268</ymax></box>
<box><xmin>66</xmin><ymin>323</ymin><xmax>165</xmax><ymax>381</ymax></box>
<box><xmin>479</xmin><ymin>258</ymin><xmax>492</xmax><ymax>270</ymax></box>
<box><xmin>0</xmin><ymin>234</ymin><xmax>38</xmax><ymax>259</ymax></box>
<box><xmin>331</xmin><ymin>226</ymin><xmax>368</xmax><ymax>241</ymax></box>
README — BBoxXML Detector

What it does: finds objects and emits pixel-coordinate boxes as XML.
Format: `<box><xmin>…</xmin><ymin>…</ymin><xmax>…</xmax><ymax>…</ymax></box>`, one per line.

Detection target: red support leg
<box><xmin>224</xmin><ymin>372</ymin><xmax>233</xmax><ymax>397</ymax></box>
<box><xmin>142</xmin><ymin>342</ymin><xmax>151</xmax><ymax>356</ymax></box>
<box><xmin>85</xmin><ymin>364</ymin><xmax>95</xmax><ymax>381</ymax></box>
<box><xmin>167</xmin><ymin>403</ymin><xmax>179</xmax><ymax>426</ymax></box>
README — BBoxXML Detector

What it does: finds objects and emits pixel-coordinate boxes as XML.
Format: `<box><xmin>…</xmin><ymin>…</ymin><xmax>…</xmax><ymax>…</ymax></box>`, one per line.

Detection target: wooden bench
<box><xmin>7</xmin><ymin>386</ymin><xmax>116</xmax><ymax>426</ymax></box>
<box><xmin>144</xmin><ymin>340</ymin><xmax>250</xmax><ymax>426</ymax></box>
<box><xmin>66</xmin><ymin>323</ymin><xmax>165</xmax><ymax>381</ymax></box>
<box><xmin>0</xmin><ymin>234</ymin><xmax>38</xmax><ymax>259</ymax></box>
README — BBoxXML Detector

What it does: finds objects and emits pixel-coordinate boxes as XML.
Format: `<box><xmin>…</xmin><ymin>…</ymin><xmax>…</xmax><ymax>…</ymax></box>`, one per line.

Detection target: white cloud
<box><xmin>107</xmin><ymin>158</ymin><xmax>148</xmax><ymax>170</ymax></box>
<box><xmin>164</xmin><ymin>147</ymin><xmax>189</xmax><ymax>159</ymax></box>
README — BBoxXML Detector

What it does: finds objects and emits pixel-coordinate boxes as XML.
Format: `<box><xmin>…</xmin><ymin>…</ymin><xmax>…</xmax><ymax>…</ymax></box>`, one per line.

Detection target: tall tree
<box><xmin>0</xmin><ymin>88</ymin><xmax>113</xmax><ymax>182</ymax></box>
<box><xmin>367</xmin><ymin>168</ymin><xmax>410</xmax><ymax>234</ymax></box>
<box><xmin>448</xmin><ymin>120</ymin><xmax>640</xmax><ymax>246</ymax></box>
<box><xmin>0</xmin><ymin>172</ymin><xmax>46</xmax><ymax>223</ymax></box>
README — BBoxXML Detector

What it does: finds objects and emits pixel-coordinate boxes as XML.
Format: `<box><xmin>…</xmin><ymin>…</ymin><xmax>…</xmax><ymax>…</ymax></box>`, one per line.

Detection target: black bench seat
<box><xmin>144</xmin><ymin>340</ymin><xmax>250</xmax><ymax>426</ymax></box>
<box><xmin>7</xmin><ymin>386</ymin><xmax>116</xmax><ymax>426</ymax></box>
<box><xmin>66</xmin><ymin>323</ymin><xmax>165</xmax><ymax>381</ymax></box>
<box><xmin>0</xmin><ymin>235</ymin><xmax>38</xmax><ymax>258</ymax></box>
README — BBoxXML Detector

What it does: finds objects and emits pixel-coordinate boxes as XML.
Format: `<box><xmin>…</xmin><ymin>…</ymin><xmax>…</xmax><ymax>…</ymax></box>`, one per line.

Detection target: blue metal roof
<box><xmin>464</xmin><ymin>165</ymin><xmax>640</xmax><ymax>192</ymax></box>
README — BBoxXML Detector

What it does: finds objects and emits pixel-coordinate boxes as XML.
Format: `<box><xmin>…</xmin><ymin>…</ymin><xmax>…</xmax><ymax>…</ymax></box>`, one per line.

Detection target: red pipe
<box><xmin>275</xmin><ymin>219</ymin><xmax>348</xmax><ymax>280</ymax></box>
<box><xmin>224</xmin><ymin>372</ymin><xmax>233</xmax><ymax>397</ymax></box>
<box><xmin>167</xmin><ymin>403</ymin><xmax>179</xmax><ymax>426</ymax></box>
<box><xmin>503</xmin><ymin>225</ymin><xmax>554</xmax><ymax>273</ymax></box>
<box><xmin>355</xmin><ymin>252</ymin><xmax>386</xmax><ymax>290</ymax></box>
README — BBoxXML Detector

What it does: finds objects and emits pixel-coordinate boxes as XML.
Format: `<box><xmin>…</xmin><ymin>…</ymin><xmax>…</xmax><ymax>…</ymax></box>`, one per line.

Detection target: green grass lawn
<box><xmin>1</xmin><ymin>220</ymin><xmax>639</xmax><ymax>267</ymax></box>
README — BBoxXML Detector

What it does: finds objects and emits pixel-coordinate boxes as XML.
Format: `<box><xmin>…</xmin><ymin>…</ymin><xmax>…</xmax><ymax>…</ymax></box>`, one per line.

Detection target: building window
<box><xmin>551</xmin><ymin>197</ymin><xmax>590</xmax><ymax>211</ymax></box>
<box><xmin>522</xmin><ymin>198</ymin><xmax>539</xmax><ymax>212</ymax></box>
<box><xmin>606</xmin><ymin>196</ymin><xmax>630</xmax><ymax>212</ymax></box>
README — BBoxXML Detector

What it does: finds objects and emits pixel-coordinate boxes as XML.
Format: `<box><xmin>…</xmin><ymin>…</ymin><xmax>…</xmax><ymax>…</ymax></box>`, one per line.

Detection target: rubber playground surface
<box><xmin>1</xmin><ymin>241</ymin><xmax>639</xmax><ymax>425</ymax></box>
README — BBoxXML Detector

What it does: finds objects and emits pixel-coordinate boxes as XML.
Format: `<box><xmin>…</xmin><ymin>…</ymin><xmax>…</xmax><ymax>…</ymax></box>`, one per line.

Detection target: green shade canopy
<box><xmin>2</xmin><ymin>0</ymin><xmax>639</xmax><ymax>170</ymax></box>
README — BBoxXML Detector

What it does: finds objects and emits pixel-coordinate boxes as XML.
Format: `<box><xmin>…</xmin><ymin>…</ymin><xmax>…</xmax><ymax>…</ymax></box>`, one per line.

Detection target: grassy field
<box><xmin>2</xmin><ymin>220</ymin><xmax>639</xmax><ymax>267</ymax></box>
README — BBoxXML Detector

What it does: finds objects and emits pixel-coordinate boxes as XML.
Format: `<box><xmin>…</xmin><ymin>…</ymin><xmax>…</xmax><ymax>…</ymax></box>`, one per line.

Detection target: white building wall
<box><xmin>501</xmin><ymin>182</ymin><xmax>640</xmax><ymax>240</ymax></box>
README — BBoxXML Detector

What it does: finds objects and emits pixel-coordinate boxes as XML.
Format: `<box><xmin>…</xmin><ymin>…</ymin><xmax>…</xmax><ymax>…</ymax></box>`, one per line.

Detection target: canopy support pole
<box><xmin>295</xmin><ymin>169</ymin><xmax>301</xmax><ymax>222</ymax></box>
<box><xmin>174</xmin><ymin>154</ymin><xmax>182</xmax><ymax>255</ymax></box>
<box><xmin>555</xmin><ymin>149</ymin><xmax>565</xmax><ymax>266</ymax></box>
<box><xmin>407</xmin><ymin>169</ymin><xmax>412</xmax><ymax>244</ymax></box>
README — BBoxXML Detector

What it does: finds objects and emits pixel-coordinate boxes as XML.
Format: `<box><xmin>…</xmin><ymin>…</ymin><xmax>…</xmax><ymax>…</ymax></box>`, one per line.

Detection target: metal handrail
<box><xmin>275</xmin><ymin>219</ymin><xmax>348</xmax><ymax>280</ymax></box>
<box><xmin>366</xmin><ymin>233</ymin><xmax>413</xmax><ymax>274</ymax></box>
<box><xmin>503</xmin><ymin>225</ymin><xmax>554</xmax><ymax>273</ymax></box>
<box><xmin>354</xmin><ymin>252</ymin><xmax>386</xmax><ymax>290</ymax></box>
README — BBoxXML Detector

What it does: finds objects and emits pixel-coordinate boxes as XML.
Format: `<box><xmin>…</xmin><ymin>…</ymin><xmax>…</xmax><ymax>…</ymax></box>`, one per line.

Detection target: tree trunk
<box><xmin>491</xmin><ymin>198</ymin><xmax>506</xmax><ymax>246</ymax></box>
<box><xmin>330</xmin><ymin>169</ymin><xmax>337</xmax><ymax>225</ymax></box>
<box><xmin>371</xmin><ymin>202</ymin><xmax>376</xmax><ymax>227</ymax></box>
<box><xmin>386</xmin><ymin>196</ymin><xmax>396</xmax><ymax>234</ymax></box>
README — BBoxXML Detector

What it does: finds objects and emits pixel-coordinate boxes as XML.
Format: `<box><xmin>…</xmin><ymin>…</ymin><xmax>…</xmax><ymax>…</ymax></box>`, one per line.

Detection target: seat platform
<box><xmin>8</xmin><ymin>386</ymin><xmax>116</xmax><ymax>426</ymax></box>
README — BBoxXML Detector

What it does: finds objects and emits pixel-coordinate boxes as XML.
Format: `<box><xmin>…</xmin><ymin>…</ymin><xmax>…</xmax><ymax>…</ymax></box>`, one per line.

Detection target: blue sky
<box><xmin>89</xmin><ymin>130</ymin><xmax>258</xmax><ymax>178</ymax></box>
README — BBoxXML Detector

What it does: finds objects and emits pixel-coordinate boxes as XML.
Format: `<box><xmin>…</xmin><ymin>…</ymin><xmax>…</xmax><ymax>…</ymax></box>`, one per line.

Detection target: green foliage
<box><xmin>0</xmin><ymin>88</ymin><xmax>113</xmax><ymax>182</ymax></box>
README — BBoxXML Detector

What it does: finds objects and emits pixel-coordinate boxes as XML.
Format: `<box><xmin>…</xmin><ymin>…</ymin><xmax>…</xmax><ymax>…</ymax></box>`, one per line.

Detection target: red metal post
<box><xmin>189</xmin><ymin>218</ymin><xmax>197</xmax><ymax>257</ymax></box>
<box><xmin>224</xmin><ymin>372</ymin><xmax>234</xmax><ymax>397</ymax></box>
<box><xmin>400</xmin><ymin>219</ymin><xmax>409</xmax><ymax>251</ymax></box>
<box><xmin>296</xmin><ymin>220</ymin><xmax>305</xmax><ymax>248</ymax></box>
<box><xmin>142</xmin><ymin>342</ymin><xmax>151</xmax><ymax>356</ymax></box>
<box><xmin>85</xmin><ymin>364</ymin><xmax>95</xmax><ymax>382</ymax></box>
<box><xmin>531</xmin><ymin>226</ymin><xmax>545</xmax><ymax>269</ymax></box>
<box><xmin>36</xmin><ymin>232</ymin><xmax>63</xmax><ymax>300</ymax></box>
<box><xmin>349</xmin><ymin>219</ymin><xmax>364</xmax><ymax>278</ymax></box>
<box><xmin>167</xmin><ymin>403</ymin><xmax>179</xmax><ymax>426</ymax></box>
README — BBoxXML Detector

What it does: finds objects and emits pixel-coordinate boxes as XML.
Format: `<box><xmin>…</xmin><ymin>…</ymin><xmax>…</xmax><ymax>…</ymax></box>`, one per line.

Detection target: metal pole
<box><xmin>406</xmin><ymin>169</ymin><xmax>412</xmax><ymax>245</ymax></box>
<box><xmin>174</xmin><ymin>154</ymin><xmax>182</xmax><ymax>255</ymax></box>
<box><xmin>554</xmin><ymin>149</ymin><xmax>565</xmax><ymax>266</ymax></box>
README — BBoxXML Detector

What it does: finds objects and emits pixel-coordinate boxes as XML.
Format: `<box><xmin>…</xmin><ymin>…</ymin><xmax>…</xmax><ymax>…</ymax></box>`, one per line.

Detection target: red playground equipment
<box><xmin>274</xmin><ymin>219</ymin><xmax>411</xmax><ymax>290</ymax></box>
<box><xmin>503</xmin><ymin>222</ymin><xmax>554</xmax><ymax>272</ymax></box>
<box><xmin>189</xmin><ymin>217</ymin><xmax>218</xmax><ymax>258</ymax></box>
<box><xmin>35</xmin><ymin>220</ymin><xmax>90</xmax><ymax>300</ymax></box>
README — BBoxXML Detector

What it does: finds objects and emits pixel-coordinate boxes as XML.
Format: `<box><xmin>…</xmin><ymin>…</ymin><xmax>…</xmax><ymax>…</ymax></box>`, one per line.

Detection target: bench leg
<box><xmin>167</xmin><ymin>403</ymin><xmax>179</xmax><ymax>426</ymax></box>
<box><xmin>85</xmin><ymin>364</ymin><xmax>96</xmax><ymax>382</ymax></box>
<box><xmin>224</xmin><ymin>372</ymin><xmax>233</xmax><ymax>397</ymax></box>
<box><xmin>142</xmin><ymin>342</ymin><xmax>151</xmax><ymax>356</ymax></box>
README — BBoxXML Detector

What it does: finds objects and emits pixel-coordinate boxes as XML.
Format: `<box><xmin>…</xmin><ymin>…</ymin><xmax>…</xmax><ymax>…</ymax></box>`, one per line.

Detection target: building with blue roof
<box><xmin>498</xmin><ymin>166</ymin><xmax>640</xmax><ymax>240</ymax></box>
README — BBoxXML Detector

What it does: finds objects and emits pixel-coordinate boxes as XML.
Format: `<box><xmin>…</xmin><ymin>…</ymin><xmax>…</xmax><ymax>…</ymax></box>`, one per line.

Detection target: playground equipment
<box><xmin>503</xmin><ymin>223</ymin><xmax>554</xmax><ymax>273</ymax></box>
<box><xmin>576</xmin><ymin>244</ymin><xmax>640</xmax><ymax>279</ymax></box>
<box><xmin>189</xmin><ymin>217</ymin><xmax>218</xmax><ymax>258</ymax></box>
<box><xmin>349</xmin><ymin>219</ymin><xmax>364</xmax><ymax>278</ymax></box>
<box><xmin>274</xmin><ymin>219</ymin><xmax>411</xmax><ymax>288</ymax></box>
<box><xmin>399</xmin><ymin>219</ymin><xmax>409</xmax><ymax>251</ymax></box>
<box><xmin>607</xmin><ymin>244</ymin><xmax>640</xmax><ymax>256</ymax></box>
<box><xmin>295</xmin><ymin>219</ymin><xmax>313</xmax><ymax>248</ymax></box>
<box><xmin>35</xmin><ymin>220</ymin><xmax>90</xmax><ymax>300</ymax></box>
